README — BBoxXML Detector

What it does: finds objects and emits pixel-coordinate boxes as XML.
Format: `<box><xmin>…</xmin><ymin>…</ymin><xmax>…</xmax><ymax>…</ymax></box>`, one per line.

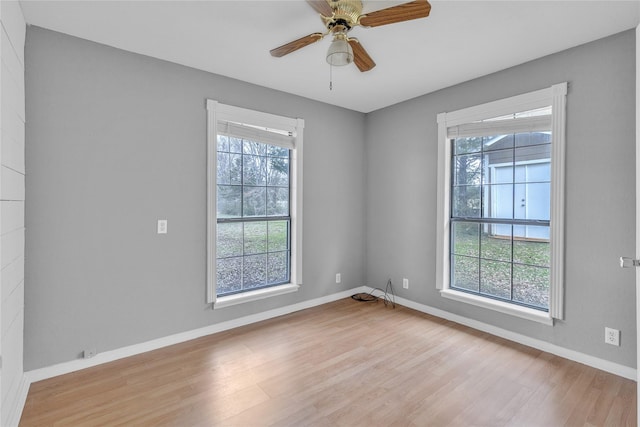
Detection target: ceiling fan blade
<box><xmin>306</xmin><ymin>0</ymin><xmax>333</xmax><ymax>17</ymax></box>
<box><xmin>348</xmin><ymin>38</ymin><xmax>376</xmax><ymax>72</ymax></box>
<box><xmin>359</xmin><ymin>0</ymin><xmax>431</xmax><ymax>27</ymax></box>
<box><xmin>270</xmin><ymin>33</ymin><xmax>324</xmax><ymax>58</ymax></box>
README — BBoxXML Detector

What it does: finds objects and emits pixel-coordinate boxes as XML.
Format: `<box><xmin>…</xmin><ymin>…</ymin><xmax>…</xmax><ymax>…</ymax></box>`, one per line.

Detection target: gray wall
<box><xmin>24</xmin><ymin>27</ymin><xmax>366</xmax><ymax>370</ymax></box>
<box><xmin>366</xmin><ymin>30</ymin><xmax>637</xmax><ymax>367</ymax></box>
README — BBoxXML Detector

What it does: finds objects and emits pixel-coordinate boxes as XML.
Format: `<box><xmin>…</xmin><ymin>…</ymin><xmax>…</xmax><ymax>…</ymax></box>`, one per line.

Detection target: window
<box><xmin>207</xmin><ymin>101</ymin><xmax>303</xmax><ymax>308</ymax></box>
<box><xmin>436</xmin><ymin>83</ymin><xmax>567</xmax><ymax>324</ymax></box>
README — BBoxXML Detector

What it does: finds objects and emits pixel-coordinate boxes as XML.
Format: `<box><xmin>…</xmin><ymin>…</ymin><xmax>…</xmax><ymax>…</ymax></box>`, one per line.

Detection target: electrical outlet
<box><xmin>403</xmin><ymin>278</ymin><xmax>409</xmax><ymax>289</ymax></box>
<box><xmin>157</xmin><ymin>219</ymin><xmax>168</xmax><ymax>234</ymax></box>
<box><xmin>605</xmin><ymin>327</ymin><xmax>620</xmax><ymax>346</ymax></box>
<box><xmin>336</xmin><ymin>273</ymin><xmax>341</xmax><ymax>284</ymax></box>
<box><xmin>83</xmin><ymin>348</ymin><xmax>97</xmax><ymax>359</ymax></box>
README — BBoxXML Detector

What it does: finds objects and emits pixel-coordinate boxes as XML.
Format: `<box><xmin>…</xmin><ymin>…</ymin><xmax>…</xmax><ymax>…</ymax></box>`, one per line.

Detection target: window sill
<box><xmin>213</xmin><ymin>283</ymin><xmax>300</xmax><ymax>309</ymax></box>
<box><xmin>440</xmin><ymin>289</ymin><xmax>553</xmax><ymax>326</ymax></box>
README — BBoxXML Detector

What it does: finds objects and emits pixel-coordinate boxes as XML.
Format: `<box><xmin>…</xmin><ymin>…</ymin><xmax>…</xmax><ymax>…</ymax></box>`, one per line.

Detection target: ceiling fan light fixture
<box><xmin>271</xmin><ymin>0</ymin><xmax>432</xmax><ymax>72</ymax></box>
<box><xmin>326</xmin><ymin>33</ymin><xmax>353</xmax><ymax>66</ymax></box>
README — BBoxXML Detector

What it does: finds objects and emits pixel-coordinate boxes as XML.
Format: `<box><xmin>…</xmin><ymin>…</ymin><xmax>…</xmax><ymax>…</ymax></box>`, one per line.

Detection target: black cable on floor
<box><xmin>351</xmin><ymin>279</ymin><xmax>396</xmax><ymax>308</ymax></box>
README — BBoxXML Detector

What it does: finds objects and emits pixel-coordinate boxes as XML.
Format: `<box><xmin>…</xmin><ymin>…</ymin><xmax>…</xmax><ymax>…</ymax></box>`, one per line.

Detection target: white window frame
<box><xmin>206</xmin><ymin>100</ymin><xmax>304</xmax><ymax>308</ymax></box>
<box><xmin>436</xmin><ymin>83</ymin><xmax>567</xmax><ymax>325</ymax></box>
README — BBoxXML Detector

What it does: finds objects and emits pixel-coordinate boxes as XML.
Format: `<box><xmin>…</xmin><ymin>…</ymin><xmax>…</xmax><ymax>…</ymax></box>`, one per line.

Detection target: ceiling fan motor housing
<box><xmin>327</xmin><ymin>0</ymin><xmax>363</xmax><ymax>30</ymax></box>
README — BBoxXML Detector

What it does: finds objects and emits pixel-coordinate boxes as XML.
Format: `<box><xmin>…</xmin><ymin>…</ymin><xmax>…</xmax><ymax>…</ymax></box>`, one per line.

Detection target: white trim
<box><xmin>26</xmin><ymin>287</ymin><xmax>367</xmax><ymax>384</ymax></box>
<box><xmin>635</xmin><ymin>24</ymin><xmax>639</xmax><ymax>421</ymax></box>
<box><xmin>291</xmin><ymin>118</ymin><xmax>304</xmax><ymax>286</ymax></box>
<box><xmin>4</xmin><ymin>374</ymin><xmax>29</xmax><ymax>427</ymax></box>
<box><xmin>440</xmin><ymin>289</ymin><xmax>553</xmax><ymax>325</ymax></box>
<box><xmin>435</xmin><ymin>113</ymin><xmax>450</xmax><ymax>291</ymax></box>
<box><xmin>374</xmin><ymin>289</ymin><xmax>636</xmax><ymax>381</ymax></box>
<box><xmin>213</xmin><ymin>102</ymin><xmax>299</xmax><ymax>135</ymax></box>
<box><xmin>206</xmin><ymin>100</ymin><xmax>217</xmax><ymax>304</ymax></box>
<box><xmin>205</xmin><ymin>100</ymin><xmax>304</xmax><ymax>304</ymax></box>
<box><xmin>442</xmin><ymin>86</ymin><xmax>556</xmax><ymax>127</ymax></box>
<box><xmin>549</xmin><ymin>82</ymin><xmax>567</xmax><ymax>319</ymax></box>
<box><xmin>213</xmin><ymin>283</ymin><xmax>300</xmax><ymax>309</ymax></box>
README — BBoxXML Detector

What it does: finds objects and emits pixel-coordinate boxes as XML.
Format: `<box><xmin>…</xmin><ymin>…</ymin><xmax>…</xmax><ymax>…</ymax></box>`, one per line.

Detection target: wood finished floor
<box><xmin>20</xmin><ymin>298</ymin><xmax>636</xmax><ymax>426</ymax></box>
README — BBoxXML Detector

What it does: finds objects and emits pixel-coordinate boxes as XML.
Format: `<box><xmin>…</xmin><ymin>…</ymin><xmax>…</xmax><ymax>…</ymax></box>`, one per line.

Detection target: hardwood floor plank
<box><xmin>20</xmin><ymin>298</ymin><xmax>636</xmax><ymax>426</ymax></box>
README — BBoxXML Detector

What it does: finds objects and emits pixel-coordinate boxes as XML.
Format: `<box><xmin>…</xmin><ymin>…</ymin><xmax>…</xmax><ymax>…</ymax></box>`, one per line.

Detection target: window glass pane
<box><xmin>217</xmin><ymin>257</ymin><xmax>242</xmax><ymax>296</ymax></box>
<box><xmin>243</xmin><ymin>155</ymin><xmax>267</xmax><ymax>186</ymax></box>
<box><xmin>480</xmin><ymin>260</ymin><xmax>511</xmax><ymax>300</ymax></box>
<box><xmin>217</xmin><ymin>152</ymin><xmax>230</xmax><ymax>185</ymax></box>
<box><xmin>453</xmin><ymin>137</ymin><xmax>482</xmax><ymax>155</ymax></box>
<box><xmin>229</xmin><ymin>154</ymin><xmax>242</xmax><ymax>185</ymax></box>
<box><xmin>243</xmin><ymin>254</ymin><xmax>266</xmax><ymax>289</ymax></box>
<box><xmin>452</xmin><ymin>255</ymin><xmax>479</xmax><ymax>292</ymax></box>
<box><xmin>452</xmin><ymin>185</ymin><xmax>481</xmax><ymax>218</ymax></box>
<box><xmin>451</xmin><ymin>222</ymin><xmax>479</xmax><ymax>257</ymax></box>
<box><xmin>244</xmin><ymin>222</ymin><xmax>267</xmax><ymax>255</ymax></box>
<box><xmin>229</xmin><ymin>137</ymin><xmax>243</xmax><ymax>153</ymax></box>
<box><xmin>514</xmin><ymin>146</ymin><xmax>550</xmax><ymax>175</ymax></box>
<box><xmin>514</xmin><ymin>183</ymin><xmax>550</xmax><ymax>220</ymax></box>
<box><xmin>217</xmin><ymin>185</ymin><xmax>242</xmax><ymax>218</ymax></box>
<box><xmin>268</xmin><ymin>221</ymin><xmax>289</xmax><ymax>251</ymax></box>
<box><xmin>524</xmin><ymin>162</ymin><xmax>550</xmax><ymax>183</ymax></box>
<box><xmin>481</xmin><ymin>226</ymin><xmax>512</xmax><ymax>262</ymax></box>
<box><xmin>217</xmin><ymin>153</ymin><xmax>242</xmax><ymax>185</ymax></box>
<box><xmin>217</xmin><ymin>134</ymin><xmax>229</xmax><ymax>152</ymax></box>
<box><xmin>453</xmin><ymin>154</ymin><xmax>481</xmax><ymax>186</ymax></box>
<box><xmin>243</xmin><ymin>186</ymin><xmax>266</xmax><ymax>217</ymax></box>
<box><xmin>267</xmin><ymin>157</ymin><xmax>289</xmax><ymax>186</ymax></box>
<box><xmin>515</xmin><ymin>131</ymin><xmax>551</xmax><ymax>148</ymax></box>
<box><xmin>483</xmin><ymin>184</ymin><xmax>513</xmax><ymax>219</ymax></box>
<box><xmin>513</xmin><ymin>229</ymin><xmax>550</xmax><ymax>266</ymax></box>
<box><xmin>267</xmin><ymin>188</ymin><xmax>289</xmax><ymax>216</ymax></box>
<box><xmin>513</xmin><ymin>162</ymin><xmax>549</xmax><ymax>185</ymax></box>
<box><xmin>267</xmin><ymin>251</ymin><xmax>289</xmax><ymax>285</ymax></box>
<box><xmin>483</xmin><ymin>134</ymin><xmax>514</xmax><ymax>152</ymax></box>
<box><xmin>484</xmin><ymin>151</ymin><xmax>513</xmax><ymax>184</ymax></box>
<box><xmin>513</xmin><ymin>264</ymin><xmax>549</xmax><ymax>308</ymax></box>
<box><xmin>268</xmin><ymin>145</ymin><xmax>289</xmax><ymax>157</ymax></box>
<box><xmin>243</xmin><ymin>140</ymin><xmax>267</xmax><ymax>155</ymax></box>
<box><xmin>217</xmin><ymin>222</ymin><xmax>243</xmax><ymax>258</ymax></box>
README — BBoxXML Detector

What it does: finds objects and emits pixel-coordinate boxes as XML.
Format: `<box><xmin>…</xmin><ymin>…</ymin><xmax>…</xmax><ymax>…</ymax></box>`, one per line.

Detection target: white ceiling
<box><xmin>19</xmin><ymin>0</ymin><xmax>640</xmax><ymax>113</ymax></box>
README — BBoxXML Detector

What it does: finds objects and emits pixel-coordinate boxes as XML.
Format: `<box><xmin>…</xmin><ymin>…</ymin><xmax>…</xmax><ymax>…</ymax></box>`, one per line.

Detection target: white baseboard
<box><xmin>27</xmin><ymin>286</ymin><xmax>367</xmax><ymax>383</ymax></box>
<box><xmin>4</xmin><ymin>373</ymin><xmax>30</xmax><ymax>427</ymax></box>
<box><xmin>377</xmin><ymin>289</ymin><xmax>637</xmax><ymax>381</ymax></box>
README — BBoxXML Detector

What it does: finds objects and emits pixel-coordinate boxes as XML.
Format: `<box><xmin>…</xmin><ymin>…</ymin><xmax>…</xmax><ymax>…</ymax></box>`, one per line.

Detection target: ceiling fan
<box><xmin>270</xmin><ymin>0</ymin><xmax>432</xmax><ymax>72</ymax></box>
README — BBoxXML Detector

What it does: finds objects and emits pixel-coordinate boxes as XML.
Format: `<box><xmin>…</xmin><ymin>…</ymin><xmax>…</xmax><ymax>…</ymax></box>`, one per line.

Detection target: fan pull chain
<box><xmin>329</xmin><ymin>63</ymin><xmax>333</xmax><ymax>91</ymax></box>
